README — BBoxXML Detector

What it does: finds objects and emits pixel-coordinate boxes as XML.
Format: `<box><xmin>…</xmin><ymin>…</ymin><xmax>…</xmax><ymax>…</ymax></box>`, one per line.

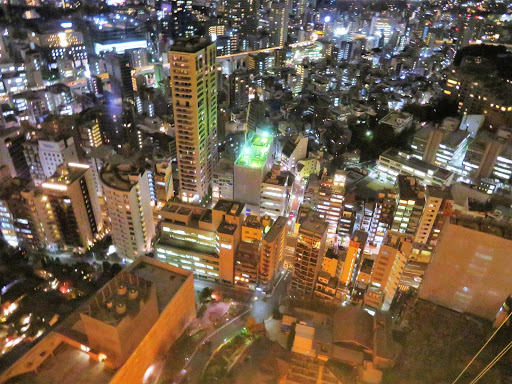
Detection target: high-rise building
<box><xmin>269</xmin><ymin>2</ymin><xmax>289</xmax><ymax>47</ymax></box>
<box><xmin>41</xmin><ymin>163</ymin><xmax>103</xmax><ymax>251</ymax></box>
<box><xmin>367</xmin><ymin>189</ymin><xmax>396</xmax><ymax>246</ymax></box>
<box><xmin>291</xmin><ymin>212</ymin><xmax>328</xmax><ymax>297</ymax></box>
<box><xmin>105</xmin><ymin>52</ymin><xmax>134</xmax><ymax>100</ymax></box>
<box><xmin>364</xmin><ymin>235</ymin><xmax>412</xmax><ymax>312</ymax></box>
<box><xmin>462</xmin><ymin>131</ymin><xmax>504</xmax><ymax>179</ymax></box>
<box><xmin>0</xmin><ymin>128</ymin><xmax>31</xmax><ymax>181</ymax></box>
<box><xmin>227</xmin><ymin>0</ymin><xmax>260</xmax><ymax>37</ymax></box>
<box><xmin>169</xmin><ymin>38</ymin><xmax>217</xmax><ymax>203</ymax></box>
<box><xmin>100</xmin><ymin>162</ymin><xmax>156</xmax><ymax>261</ymax></box>
<box><xmin>171</xmin><ymin>0</ymin><xmax>194</xmax><ymax>38</ymax></box>
<box><xmin>339</xmin><ymin>230</ymin><xmax>367</xmax><ymax>286</ymax></box>
<box><xmin>409</xmin><ymin>186</ymin><xmax>453</xmax><ymax>263</ymax></box>
<box><xmin>0</xmin><ymin>257</ymin><xmax>196</xmax><ymax>384</ymax></box>
<box><xmin>260</xmin><ymin>166</ymin><xmax>290</xmax><ymax>219</ymax></box>
<box><xmin>259</xmin><ymin>216</ymin><xmax>287</xmax><ymax>290</ymax></box>
<box><xmin>391</xmin><ymin>175</ymin><xmax>425</xmax><ymax>236</ymax></box>
<box><xmin>315</xmin><ymin>170</ymin><xmax>345</xmax><ymax>243</ymax></box>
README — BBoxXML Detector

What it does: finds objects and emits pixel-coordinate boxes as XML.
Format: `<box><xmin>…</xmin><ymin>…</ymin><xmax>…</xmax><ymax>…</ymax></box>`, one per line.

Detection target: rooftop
<box><xmin>263</xmin><ymin>216</ymin><xmax>287</xmax><ymax>243</ymax></box>
<box><xmin>441</xmin><ymin>130</ymin><xmax>470</xmax><ymax>148</ymax></box>
<box><xmin>42</xmin><ymin>163</ymin><xmax>90</xmax><ymax>191</ymax></box>
<box><xmin>235</xmin><ymin>135</ymin><xmax>272</xmax><ymax>169</ymax></box>
<box><xmin>100</xmin><ymin>163</ymin><xmax>145</xmax><ymax>192</ymax></box>
<box><xmin>300</xmin><ymin>213</ymin><xmax>328</xmax><ymax>237</ymax></box>
<box><xmin>170</xmin><ymin>37</ymin><xmax>213</xmax><ymax>53</ymax></box>
<box><xmin>213</xmin><ymin>199</ymin><xmax>245</xmax><ymax>217</ymax></box>
<box><xmin>379</xmin><ymin>111</ymin><xmax>412</xmax><ymax>127</ymax></box>
<box><xmin>397</xmin><ymin>175</ymin><xmax>425</xmax><ymax>201</ymax></box>
<box><xmin>217</xmin><ymin>221</ymin><xmax>238</xmax><ymax>236</ymax></box>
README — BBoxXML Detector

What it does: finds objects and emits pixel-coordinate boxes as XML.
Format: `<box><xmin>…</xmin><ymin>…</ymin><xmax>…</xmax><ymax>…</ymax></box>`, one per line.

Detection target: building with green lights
<box><xmin>234</xmin><ymin>134</ymin><xmax>277</xmax><ymax>214</ymax></box>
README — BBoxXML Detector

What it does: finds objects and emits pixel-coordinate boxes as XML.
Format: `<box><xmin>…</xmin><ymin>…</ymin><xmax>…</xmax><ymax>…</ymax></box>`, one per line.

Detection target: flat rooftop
<box><xmin>235</xmin><ymin>135</ymin><xmax>272</xmax><ymax>169</ymax></box>
<box><xmin>129</xmin><ymin>261</ymin><xmax>189</xmax><ymax>311</ymax></box>
<box><xmin>9</xmin><ymin>342</ymin><xmax>115</xmax><ymax>384</ymax></box>
<box><xmin>397</xmin><ymin>175</ymin><xmax>425</xmax><ymax>201</ymax></box>
<box><xmin>213</xmin><ymin>199</ymin><xmax>245</xmax><ymax>217</ymax></box>
<box><xmin>42</xmin><ymin>163</ymin><xmax>90</xmax><ymax>189</ymax></box>
<box><xmin>379</xmin><ymin>111</ymin><xmax>412</xmax><ymax>127</ymax></box>
<box><xmin>441</xmin><ymin>130</ymin><xmax>470</xmax><ymax>148</ymax></box>
<box><xmin>264</xmin><ymin>216</ymin><xmax>287</xmax><ymax>243</ymax></box>
<box><xmin>156</xmin><ymin>236</ymin><xmax>218</xmax><ymax>257</ymax></box>
<box><xmin>170</xmin><ymin>37</ymin><xmax>213</xmax><ymax>53</ymax></box>
<box><xmin>217</xmin><ymin>221</ymin><xmax>238</xmax><ymax>236</ymax></box>
<box><xmin>300</xmin><ymin>214</ymin><xmax>328</xmax><ymax>236</ymax></box>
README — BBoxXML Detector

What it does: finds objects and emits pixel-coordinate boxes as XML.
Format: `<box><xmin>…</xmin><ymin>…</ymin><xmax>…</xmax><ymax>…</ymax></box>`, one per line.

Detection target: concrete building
<box><xmin>212</xmin><ymin>158</ymin><xmax>234</xmax><ymax>204</ymax></box>
<box><xmin>100</xmin><ymin>162</ymin><xmax>156</xmax><ymax>261</ymax></box>
<box><xmin>269</xmin><ymin>2</ymin><xmax>289</xmax><ymax>47</ymax></box>
<box><xmin>364</xmin><ymin>235</ymin><xmax>411</xmax><ymax>311</ymax></box>
<box><xmin>409</xmin><ymin>186</ymin><xmax>454</xmax><ymax>263</ymax></box>
<box><xmin>367</xmin><ymin>189</ymin><xmax>396</xmax><ymax>246</ymax></box>
<box><xmin>291</xmin><ymin>212</ymin><xmax>328</xmax><ymax>297</ymax></box>
<box><xmin>0</xmin><ymin>128</ymin><xmax>30</xmax><ymax>181</ymax></box>
<box><xmin>491</xmin><ymin>143</ymin><xmax>512</xmax><ymax>184</ymax></box>
<box><xmin>259</xmin><ymin>216</ymin><xmax>287</xmax><ymax>290</ymax></box>
<box><xmin>315</xmin><ymin>170</ymin><xmax>346</xmax><ymax>243</ymax></box>
<box><xmin>462</xmin><ymin>131</ymin><xmax>504</xmax><ymax>180</ymax></box>
<box><xmin>419</xmin><ymin>216</ymin><xmax>512</xmax><ymax>320</ymax></box>
<box><xmin>260</xmin><ymin>166</ymin><xmax>291</xmax><ymax>219</ymax></box>
<box><xmin>169</xmin><ymin>38</ymin><xmax>217</xmax><ymax>203</ymax></box>
<box><xmin>234</xmin><ymin>134</ymin><xmax>276</xmax><ymax>214</ymax></box>
<box><xmin>434</xmin><ymin>130</ymin><xmax>471</xmax><ymax>168</ymax></box>
<box><xmin>37</xmin><ymin>136</ymin><xmax>79</xmax><ymax>179</ymax></box>
<box><xmin>281</xmin><ymin>136</ymin><xmax>308</xmax><ymax>172</ymax></box>
<box><xmin>0</xmin><ymin>257</ymin><xmax>196</xmax><ymax>384</ymax></box>
<box><xmin>411</xmin><ymin>125</ymin><xmax>445</xmax><ymax>163</ymax></box>
<box><xmin>235</xmin><ymin>241</ymin><xmax>259</xmax><ymax>288</ymax></box>
<box><xmin>155</xmin><ymin>199</ymin><xmax>245</xmax><ymax>284</ymax></box>
<box><xmin>379</xmin><ymin>111</ymin><xmax>413</xmax><ymax>134</ymax></box>
<box><xmin>340</xmin><ymin>230</ymin><xmax>368</xmax><ymax>286</ymax></box>
<box><xmin>377</xmin><ymin>148</ymin><xmax>454</xmax><ymax>186</ymax></box>
<box><xmin>391</xmin><ymin>175</ymin><xmax>425</xmax><ymax>236</ymax></box>
<box><xmin>41</xmin><ymin>163</ymin><xmax>103</xmax><ymax>252</ymax></box>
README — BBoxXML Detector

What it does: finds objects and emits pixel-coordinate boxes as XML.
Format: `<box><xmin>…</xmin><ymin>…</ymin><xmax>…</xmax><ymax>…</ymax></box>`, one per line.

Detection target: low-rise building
<box><xmin>376</xmin><ymin>148</ymin><xmax>454</xmax><ymax>186</ymax></box>
<box><xmin>379</xmin><ymin>111</ymin><xmax>413</xmax><ymax>134</ymax></box>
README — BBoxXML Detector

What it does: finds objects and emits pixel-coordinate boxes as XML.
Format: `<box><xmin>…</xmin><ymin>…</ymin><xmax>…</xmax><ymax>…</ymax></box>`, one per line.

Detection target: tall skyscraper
<box><xmin>291</xmin><ymin>212</ymin><xmax>328</xmax><ymax>298</ymax></box>
<box><xmin>105</xmin><ymin>52</ymin><xmax>134</xmax><ymax>100</ymax></box>
<box><xmin>169</xmin><ymin>38</ymin><xmax>218</xmax><ymax>203</ymax></box>
<box><xmin>100</xmin><ymin>162</ymin><xmax>156</xmax><ymax>261</ymax></box>
<box><xmin>227</xmin><ymin>0</ymin><xmax>260</xmax><ymax>37</ymax></box>
<box><xmin>269</xmin><ymin>2</ymin><xmax>289</xmax><ymax>47</ymax></box>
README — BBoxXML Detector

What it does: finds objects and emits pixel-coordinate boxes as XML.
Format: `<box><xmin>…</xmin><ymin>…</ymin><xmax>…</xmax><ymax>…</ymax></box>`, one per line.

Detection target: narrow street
<box><xmin>176</xmin><ymin>272</ymin><xmax>291</xmax><ymax>384</ymax></box>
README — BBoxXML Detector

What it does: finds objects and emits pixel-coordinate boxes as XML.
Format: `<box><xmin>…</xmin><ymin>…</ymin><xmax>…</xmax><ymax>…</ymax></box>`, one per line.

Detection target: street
<box><xmin>175</xmin><ymin>272</ymin><xmax>291</xmax><ymax>384</ymax></box>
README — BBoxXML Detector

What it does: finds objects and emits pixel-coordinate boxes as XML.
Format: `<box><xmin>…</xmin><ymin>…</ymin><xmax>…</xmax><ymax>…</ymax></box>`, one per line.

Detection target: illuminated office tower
<box><xmin>269</xmin><ymin>2</ymin><xmax>289</xmax><ymax>47</ymax></box>
<box><xmin>171</xmin><ymin>0</ymin><xmax>194</xmax><ymax>38</ymax></box>
<box><xmin>100</xmin><ymin>162</ymin><xmax>156</xmax><ymax>261</ymax></box>
<box><xmin>291</xmin><ymin>212</ymin><xmax>328</xmax><ymax>297</ymax></box>
<box><xmin>105</xmin><ymin>52</ymin><xmax>134</xmax><ymax>100</ymax></box>
<box><xmin>41</xmin><ymin>163</ymin><xmax>103</xmax><ymax>252</ymax></box>
<box><xmin>169</xmin><ymin>38</ymin><xmax>218</xmax><ymax>203</ymax></box>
